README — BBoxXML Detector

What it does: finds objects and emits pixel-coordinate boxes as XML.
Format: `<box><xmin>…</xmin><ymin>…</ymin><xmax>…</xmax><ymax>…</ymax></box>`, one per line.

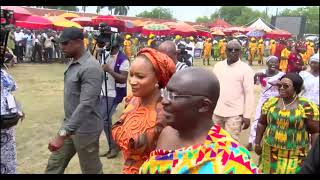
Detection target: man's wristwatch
<box><xmin>58</xmin><ymin>129</ymin><xmax>68</xmax><ymax>137</ymax></box>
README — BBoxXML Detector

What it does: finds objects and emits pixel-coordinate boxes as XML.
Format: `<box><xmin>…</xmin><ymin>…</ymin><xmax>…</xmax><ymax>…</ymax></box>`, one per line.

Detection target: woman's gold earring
<box><xmin>155</xmin><ymin>83</ymin><xmax>159</xmax><ymax>88</ymax></box>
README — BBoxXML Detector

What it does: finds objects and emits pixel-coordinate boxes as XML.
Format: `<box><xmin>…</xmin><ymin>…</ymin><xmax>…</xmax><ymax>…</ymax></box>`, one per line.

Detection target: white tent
<box><xmin>248</xmin><ymin>18</ymin><xmax>273</xmax><ymax>32</ymax></box>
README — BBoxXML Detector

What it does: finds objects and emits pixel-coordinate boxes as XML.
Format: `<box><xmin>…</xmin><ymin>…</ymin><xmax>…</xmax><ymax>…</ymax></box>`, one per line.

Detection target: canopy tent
<box><xmin>211</xmin><ymin>30</ymin><xmax>225</xmax><ymax>36</ymax></box>
<box><xmin>265</xmin><ymin>29</ymin><xmax>292</xmax><ymax>39</ymax></box>
<box><xmin>15</xmin><ymin>15</ymin><xmax>53</xmax><ymax>29</ymax></box>
<box><xmin>47</xmin><ymin>16</ymin><xmax>82</xmax><ymax>30</ymax></box>
<box><xmin>92</xmin><ymin>15</ymin><xmax>125</xmax><ymax>32</ymax></box>
<box><xmin>162</xmin><ymin>21</ymin><xmax>177</xmax><ymax>28</ymax></box>
<box><xmin>170</xmin><ymin>22</ymin><xmax>197</xmax><ymax>37</ymax></box>
<box><xmin>208</xmin><ymin>18</ymin><xmax>231</xmax><ymax>28</ymax></box>
<box><xmin>132</xmin><ymin>19</ymin><xmax>144</xmax><ymax>27</ymax></box>
<box><xmin>124</xmin><ymin>20</ymin><xmax>142</xmax><ymax>33</ymax></box>
<box><xmin>246</xmin><ymin>29</ymin><xmax>265</xmax><ymax>37</ymax></box>
<box><xmin>210</xmin><ymin>26</ymin><xmax>226</xmax><ymax>32</ymax></box>
<box><xmin>2</xmin><ymin>6</ymin><xmax>31</xmax><ymax>20</ymax></box>
<box><xmin>71</xmin><ymin>17</ymin><xmax>92</xmax><ymax>26</ymax></box>
<box><xmin>223</xmin><ymin>26</ymin><xmax>252</xmax><ymax>34</ymax></box>
<box><xmin>58</xmin><ymin>13</ymin><xmax>80</xmax><ymax>20</ymax></box>
<box><xmin>247</xmin><ymin>18</ymin><xmax>273</xmax><ymax>32</ymax></box>
<box><xmin>141</xmin><ymin>23</ymin><xmax>171</xmax><ymax>36</ymax></box>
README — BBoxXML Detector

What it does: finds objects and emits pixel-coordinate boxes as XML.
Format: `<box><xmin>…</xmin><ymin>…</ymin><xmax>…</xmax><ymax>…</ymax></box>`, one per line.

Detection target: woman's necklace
<box><xmin>281</xmin><ymin>96</ymin><xmax>298</xmax><ymax>110</ymax></box>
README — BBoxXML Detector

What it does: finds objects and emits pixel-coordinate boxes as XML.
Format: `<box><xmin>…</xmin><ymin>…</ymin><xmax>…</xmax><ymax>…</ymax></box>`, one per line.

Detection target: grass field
<box><xmin>6</xmin><ymin>58</ymin><xmax>265</xmax><ymax>174</ymax></box>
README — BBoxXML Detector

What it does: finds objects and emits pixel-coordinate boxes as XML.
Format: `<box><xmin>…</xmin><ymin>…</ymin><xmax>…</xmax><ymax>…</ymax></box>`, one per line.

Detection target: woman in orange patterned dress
<box><xmin>112</xmin><ymin>48</ymin><xmax>176</xmax><ymax>174</ymax></box>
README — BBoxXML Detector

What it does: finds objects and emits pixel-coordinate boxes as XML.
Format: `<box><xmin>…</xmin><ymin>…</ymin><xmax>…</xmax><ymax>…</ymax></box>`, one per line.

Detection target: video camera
<box><xmin>177</xmin><ymin>43</ymin><xmax>192</xmax><ymax>66</ymax></box>
<box><xmin>92</xmin><ymin>22</ymin><xmax>118</xmax><ymax>52</ymax></box>
<box><xmin>1</xmin><ymin>9</ymin><xmax>14</xmax><ymax>65</ymax></box>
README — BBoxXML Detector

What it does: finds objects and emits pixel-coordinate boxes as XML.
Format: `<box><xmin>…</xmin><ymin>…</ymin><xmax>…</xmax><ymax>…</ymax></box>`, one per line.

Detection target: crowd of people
<box><xmin>1</xmin><ymin>25</ymin><xmax>319</xmax><ymax>174</ymax></box>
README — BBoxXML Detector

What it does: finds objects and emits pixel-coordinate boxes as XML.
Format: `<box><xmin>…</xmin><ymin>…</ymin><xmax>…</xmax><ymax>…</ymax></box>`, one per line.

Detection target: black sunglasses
<box><xmin>275</xmin><ymin>83</ymin><xmax>290</xmax><ymax>89</ymax></box>
<box><xmin>227</xmin><ymin>48</ymin><xmax>241</xmax><ymax>52</ymax></box>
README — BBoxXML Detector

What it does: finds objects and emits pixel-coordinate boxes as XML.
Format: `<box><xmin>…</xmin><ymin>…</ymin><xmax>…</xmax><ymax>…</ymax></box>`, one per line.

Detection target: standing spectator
<box><xmin>24</xmin><ymin>30</ymin><xmax>34</xmax><ymax>62</ymax></box>
<box><xmin>45</xmin><ymin>27</ymin><xmax>104</xmax><ymax>174</ymax></box>
<box><xmin>32</xmin><ymin>31</ymin><xmax>43</xmax><ymax>62</ymax></box>
<box><xmin>158</xmin><ymin>40</ymin><xmax>188</xmax><ymax>71</ymax></box>
<box><xmin>299</xmin><ymin>53</ymin><xmax>319</xmax><ymax>105</ymax></box>
<box><xmin>279</xmin><ymin>43</ymin><xmax>291</xmax><ymax>72</ymax></box>
<box><xmin>43</xmin><ymin>32</ymin><xmax>54</xmax><ymax>63</ymax></box>
<box><xmin>274</xmin><ymin>39</ymin><xmax>285</xmax><ymax>65</ymax></box>
<box><xmin>13</xmin><ymin>28</ymin><xmax>24</xmax><ymax>63</ymax></box>
<box><xmin>203</xmin><ymin>38</ymin><xmax>212</xmax><ymax>65</ymax></box>
<box><xmin>255</xmin><ymin>73</ymin><xmax>319</xmax><ymax>174</ymax></box>
<box><xmin>98</xmin><ymin>42</ymin><xmax>129</xmax><ymax>159</ymax></box>
<box><xmin>246</xmin><ymin>56</ymin><xmax>285</xmax><ymax>151</ymax></box>
<box><xmin>111</xmin><ymin>48</ymin><xmax>176</xmax><ymax>174</ymax></box>
<box><xmin>186</xmin><ymin>37</ymin><xmax>195</xmax><ymax>65</ymax></box>
<box><xmin>1</xmin><ymin>66</ymin><xmax>23</xmax><ymax>174</ymax></box>
<box><xmin>212</xmin><ymin>39</ymin><xmax>254</xmax><ymax>142</ymax></box>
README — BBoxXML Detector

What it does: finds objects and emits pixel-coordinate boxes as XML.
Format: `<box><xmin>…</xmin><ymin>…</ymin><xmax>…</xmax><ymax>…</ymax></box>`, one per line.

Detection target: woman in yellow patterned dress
<box><xmin>255</xmin><ymin>73</ymin><xmax>319</xmax><ymax>174</ymax></box>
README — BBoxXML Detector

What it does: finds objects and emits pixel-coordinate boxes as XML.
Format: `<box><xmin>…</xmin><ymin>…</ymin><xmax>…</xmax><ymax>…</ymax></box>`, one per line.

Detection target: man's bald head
<box><xmin>227</xmin><ymin>39</ymin><xmax>241</xmax><ymax>49</ymax></box>
<box><xmin>167</xmin><ymin>67</ymin><xmax>220</xmax><ymax>106</ymax></box>
<box><xmin>158</xmin><ymin>40</ymin><xmax>177</xmax><ymax>63</ymax></box>
<box><xmin>226</xmin><ymin>39</ymin><xmax>242</xmax><ymax>65</ymax></box>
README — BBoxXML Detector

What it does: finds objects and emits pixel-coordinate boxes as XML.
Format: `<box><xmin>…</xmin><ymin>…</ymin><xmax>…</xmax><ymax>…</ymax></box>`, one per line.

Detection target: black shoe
<box><xmin>99</xmin><ymin>149</ymin><xmax>111</xmax><ymax>157</ymax></box>
<box><xmin>107</xmin><ymin>148</ymin><xmax>120</xmax><ymax>159</ymax></box>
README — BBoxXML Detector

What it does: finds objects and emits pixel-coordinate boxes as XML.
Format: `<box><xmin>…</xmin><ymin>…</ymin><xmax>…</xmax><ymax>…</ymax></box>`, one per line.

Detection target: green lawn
<box><xmin>7</xmin><ymin>58</ymin><xmax>264</xmax><ymax>174</ymax></box>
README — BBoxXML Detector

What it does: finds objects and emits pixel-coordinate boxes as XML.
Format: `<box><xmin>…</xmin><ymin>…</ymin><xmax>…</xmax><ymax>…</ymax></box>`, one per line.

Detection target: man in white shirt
<box><xmin>212</xmin><ymin>39</ymin><xmax>255</xmax><ymax>142</ymax></box>
<box><xmin>98</xmin><ymin>41</ymin><xmax>129</xmax><ymax>158</ymax></box>
<box><xmin>14</xmin><ymin>28</ymin><xmax>24</xmax><ymax>63</ymax></box>
<box><xmin>43</xmin><ymin>32</ymin><xmax>54</xmax><ymax>63</ymax></box>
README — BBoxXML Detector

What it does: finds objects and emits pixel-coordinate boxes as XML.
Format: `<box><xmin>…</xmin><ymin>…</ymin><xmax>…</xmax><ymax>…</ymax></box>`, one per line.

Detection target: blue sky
<box><xmin>83</xmin><ymin>6</ymin><xmax>304</xmax><ymax>22</ymax></box>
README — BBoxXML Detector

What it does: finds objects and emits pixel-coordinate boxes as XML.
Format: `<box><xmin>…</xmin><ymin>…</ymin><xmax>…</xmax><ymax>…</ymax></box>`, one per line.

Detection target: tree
<box><xmin>280</xmin><ymin>6</ymin><xmax>319</xmax><ymax>34</ymax></box>
<box><xmin>114</xmin><ymin>6</ymin><xmax>130</xmax><ymax>16</ymax></box>
<box><xmin>136</xmin><ymin>7</ymin><xmax>174</xmax><ymax>19</ymax></box>
<box><xmin>36</xmin><ymin>6</ymin><xmax>79</xmax><ymax>12</ymax></box>
<box><xmin>208</xmin><ymin>6</ymin><xmax>271</xmax><ymax>26</ymax></box>
<box><xmin>82</xmin><ymin>6</ymin><xmax>87</xmax><ymax>13</ymax></box>
<box><xmin>108</xmin><ymin>6</ymin><xmax>115</xmax><ymax>15</ymax></box>
<box><xmin>196</xmin><ymin>16</ymin><xmax>211</xmax><ymax>23</ymax></box>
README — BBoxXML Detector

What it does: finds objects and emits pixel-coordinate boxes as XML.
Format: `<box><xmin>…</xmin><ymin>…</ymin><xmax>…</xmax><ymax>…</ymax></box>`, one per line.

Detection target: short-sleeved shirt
<box><xmin>261</xmin><ymin>97</ymin><xmax>319</xmax><ymax>150</ymax></box>
<box><xmin>100</xmin><ymin>51</ymin><xmax>129</xmax><ymax>97</ymax></box>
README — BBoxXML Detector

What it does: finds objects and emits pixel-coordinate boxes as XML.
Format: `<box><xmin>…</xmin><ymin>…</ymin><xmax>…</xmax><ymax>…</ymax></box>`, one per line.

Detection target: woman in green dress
<box><xmin>255</xmin><ymin>73</ymin><xmax>319</xmax><ymax>174</ymax></box>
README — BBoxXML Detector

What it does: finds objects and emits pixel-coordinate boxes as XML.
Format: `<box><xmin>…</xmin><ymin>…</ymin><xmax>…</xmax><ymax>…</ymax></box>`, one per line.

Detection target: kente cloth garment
<box><xmin>124</xmin><ymin>40</ymin><xmax>132</xmax><ymax>58</ymax></box>
<box><xmin>139</xmin><ymin>125</ymin><xmax>261</xmax><ymax>174</ymax></box>
<box><xmin>259</xmin><ymin>140</ymin><xmax>307</xmax><ymax>174</ymax></box>
<box><xmin>137</xmin><ymin>48</ymin><xmax>176</xmax><ymax>88</ymax></box>
<box><xmin>220</xmin><ymin>42</ymin><xmax>227</xmax><ymax>60</ymax></box>
<box><xmin>261</xmin><ymin>97</ymin><xmax>319</xmax><ymax>150</ymax></box>
<box><xmin>112</xmin><ymin>96</ymin><xmax>166</xmax><ymax>174</ymax></box>
<box><xmin>203</xmin><ymin>42</ymin><xmax>212</xmax><ymax>59</ymax></box>
<box><xmin>257</xmin><ymin>43</ymin><xmax>264</xmax><ymax>61</ymax></box>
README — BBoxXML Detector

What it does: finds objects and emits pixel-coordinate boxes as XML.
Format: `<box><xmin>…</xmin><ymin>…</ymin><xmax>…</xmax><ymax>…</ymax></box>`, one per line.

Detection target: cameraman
<box><xmin>97</xmin><ymin>38</ymin><xmax>129</xmax><ymax>159</ymax></box>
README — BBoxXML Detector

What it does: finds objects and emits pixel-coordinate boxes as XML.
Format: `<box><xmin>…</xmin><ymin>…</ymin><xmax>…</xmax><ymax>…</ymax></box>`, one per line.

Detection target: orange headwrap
<box><xmin>137</xmin><ymin>48</ymin><xmax>176</xmax><ymax>88</ymax></box>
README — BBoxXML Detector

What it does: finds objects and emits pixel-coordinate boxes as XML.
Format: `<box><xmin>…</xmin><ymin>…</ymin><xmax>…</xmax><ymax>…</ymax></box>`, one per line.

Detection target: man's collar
<box><xmin>72</xmin><ymin>50</ymin><xmax>90</xmax><ymax>65</ymax></box>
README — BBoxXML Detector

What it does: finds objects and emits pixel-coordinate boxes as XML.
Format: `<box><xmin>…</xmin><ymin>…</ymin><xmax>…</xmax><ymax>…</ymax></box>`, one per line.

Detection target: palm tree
<box><xmin>82</xmin><ymin>6</ymin><xmax>87</xmax><ymax>13</ymax></box>
<box><xmin>114</xmin><ymin>6</ymin><xmax>130</xmax><ymax>16</ymax></box>
<box><xmin>108</xmin><ymin>6</ymin><xmax>115</xmax><ymax>15</ymax></box>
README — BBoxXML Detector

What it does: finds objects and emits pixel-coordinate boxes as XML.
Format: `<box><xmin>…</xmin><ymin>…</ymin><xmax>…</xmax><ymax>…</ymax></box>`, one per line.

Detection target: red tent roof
<box><xmin>209</xmin><ymin>18</ymin><xmax>231</xmax><ymax>28</ymax></box>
